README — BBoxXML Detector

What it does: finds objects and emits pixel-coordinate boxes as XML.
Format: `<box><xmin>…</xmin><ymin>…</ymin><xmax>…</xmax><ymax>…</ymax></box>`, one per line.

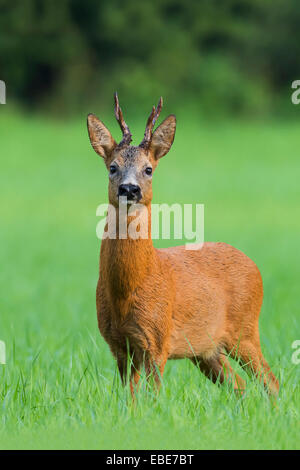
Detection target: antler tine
<box><xmin>114</xmin><ymin>92</ymin><xmax>132</xmax><ymax>146</ymax></box>
<box><xmin>140</xmin><ymin>97</ymin><xmax>163</xmax><ymax>149</ymax></box>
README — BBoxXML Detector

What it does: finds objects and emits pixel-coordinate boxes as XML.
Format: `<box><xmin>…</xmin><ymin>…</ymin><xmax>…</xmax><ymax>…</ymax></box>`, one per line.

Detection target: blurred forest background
<box><xmin>1</xmin><ymin>0</ymin><xmax>300</xmax><ymax>117</ymax></box>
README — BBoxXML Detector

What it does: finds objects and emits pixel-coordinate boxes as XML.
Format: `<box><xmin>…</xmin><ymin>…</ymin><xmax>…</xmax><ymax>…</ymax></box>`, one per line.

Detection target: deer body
<box><xmin>88</xmin><ymin>94</ymin><xmax>279</xmax><ymax>396</ymax></box>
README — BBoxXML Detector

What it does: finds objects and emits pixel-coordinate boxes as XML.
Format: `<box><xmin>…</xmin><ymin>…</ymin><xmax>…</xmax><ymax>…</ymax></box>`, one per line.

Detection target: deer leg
<box><xmin>130</xmin><ymin>359</ymin><xmax>164</xmax><ymax>399</ymax></box>
<box><xmin>144</xmin><ymin>355</ymin><xmax>167</xmax><ymax>392</ymax></box>
<box><xmin>117</xmin><ymin>354</ymin><xmax>141</xmax><ymax>398</ymax></box>
<box><xmin>130</xmin><ymin>369</ymin><xmax>141</xmax><ymax>398</ymax></box>
<box><xmin>117</xmin><ymin>356</ymin><xmax>141</xmax><ymax>399</ymax></box>
<box><xmin>218</xmin><ymin>354</ymin><xmax>246</xmax><ymax>394</ymax></box>
<box><xmin>190</xmin><ymin>353</ymin><xmax>245</xmax><ymax>394</ymax></box>
<box><xmin>117</xmin><ymin>357</ymin><xmax>127</xmax><ymax>385</ymax></box>
<box><xmin>119</xmin><ymin>350</ymin><xmax>167</xmax><ymax>398</ymax></box>
<box><xmin>235</xmin><ymin>341</ymin><xmax>279</xmax><ymax>396</ymax></box>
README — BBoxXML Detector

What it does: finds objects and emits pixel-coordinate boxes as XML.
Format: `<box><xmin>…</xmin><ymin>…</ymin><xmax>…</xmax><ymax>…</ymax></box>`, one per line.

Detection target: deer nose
<box><xmin>118</xmin><ymin>184</ymin><xmax>141</xmax><ymax>200</ymax></box>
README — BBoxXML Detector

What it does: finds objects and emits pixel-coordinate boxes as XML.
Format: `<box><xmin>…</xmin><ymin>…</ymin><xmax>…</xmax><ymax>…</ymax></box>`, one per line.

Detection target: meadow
<box><xmin>0</xmin><ymin>108</ymin><xmax>299</xmax><ymax>449</ymax></box>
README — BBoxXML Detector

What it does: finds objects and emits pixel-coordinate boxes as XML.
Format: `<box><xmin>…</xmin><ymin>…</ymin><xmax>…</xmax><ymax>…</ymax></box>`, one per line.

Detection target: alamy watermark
<box><xmin>291</xmin><ymin>80</ymin><xmax>300</xmax><ymax>104</ymax></box>
<box><xmin>96</xmin><ymin>199</ymin><xmax>204</xmax><ymax>250</ymax></box>
<box><xmin>291</xmin><ymin>340</ymin><xmax>300</xmax><ymax>365</ymax></box>
<box><xmin>0</xmin><ymin>340</ymin><xmax>6</xmax><ymax>364</ymax></box>
<box><xmin>0</xmin><ymin>80</ymin><xmax>6</xmax><ymax>104</ymax></box>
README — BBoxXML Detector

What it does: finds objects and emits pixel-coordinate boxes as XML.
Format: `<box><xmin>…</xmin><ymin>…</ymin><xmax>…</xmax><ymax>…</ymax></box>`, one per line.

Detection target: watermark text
<box><xmin>0</xmin><ymin>80</ymin><xmax>6</xmax><ymax>104</ymax></box>
<box><xmin>291</xmin><ymin>340</ymin><xmax>300</xmax><ymax>365</ymax></box>
<box><xmin>0</xmin><ymin>341</ymin><xmax>6</xmax><ymax>364</ymax></box>
<box><xmin>96</xmin><ymin>200</ymin><xmax>204</xmax><ymax>250</ymax></box>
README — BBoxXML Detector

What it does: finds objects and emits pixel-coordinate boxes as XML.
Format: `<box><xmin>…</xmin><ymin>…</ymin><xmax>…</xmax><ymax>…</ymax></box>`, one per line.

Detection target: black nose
<box><xmin>118</xmin><ymin>184</ymin><xmax>141</xmax><ymax>200</ymax></box>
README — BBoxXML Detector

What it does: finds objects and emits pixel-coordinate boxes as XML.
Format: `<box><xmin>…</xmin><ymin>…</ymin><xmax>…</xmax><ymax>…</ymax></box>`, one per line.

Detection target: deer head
<box><xmin>87</xmin><ymin>93</ymin><xmax>176</xmax><ymax>207</ymax></box>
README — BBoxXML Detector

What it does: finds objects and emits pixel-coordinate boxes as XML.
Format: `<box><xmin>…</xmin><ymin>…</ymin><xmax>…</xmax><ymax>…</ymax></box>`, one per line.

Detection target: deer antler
<box><xmin>139</xmin><ymin>97</ymin><xmax>163</xmax><ymax>149</ymax></box>
<box><xmin>114</xmin><ymin>92</ymin><xmax>132</xmax><ymax>147</ymax></box>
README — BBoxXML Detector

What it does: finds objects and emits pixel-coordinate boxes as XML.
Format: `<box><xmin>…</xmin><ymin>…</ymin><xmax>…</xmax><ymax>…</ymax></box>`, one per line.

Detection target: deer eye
<box><xmin>145</xmin><ymin>167</ymin><xmax>152</xmax><ymax>176</ymax></box>
<box><xmin>110</xmin><ymin>165</ymin><xmax>117</xmax><ymax>175</ymax></box>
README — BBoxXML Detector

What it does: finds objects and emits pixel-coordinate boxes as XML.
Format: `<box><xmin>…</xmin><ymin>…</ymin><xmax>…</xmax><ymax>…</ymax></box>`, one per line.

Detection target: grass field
<box><xmin>0</xmin><ymin>109</ymin><xmax>299</xmax><ymax>449</ymax></box>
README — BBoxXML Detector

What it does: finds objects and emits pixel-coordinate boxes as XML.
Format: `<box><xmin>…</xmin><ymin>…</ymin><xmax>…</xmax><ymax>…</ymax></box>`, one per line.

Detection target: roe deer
<box><xmin>87</xmin><ymin>94</ymin><xmax>279</xmax><ymax>397</ymax></box>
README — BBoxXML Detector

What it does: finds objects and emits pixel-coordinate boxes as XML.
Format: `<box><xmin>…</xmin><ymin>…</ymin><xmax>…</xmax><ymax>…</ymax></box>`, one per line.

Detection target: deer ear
<box><xmin>87</xmin><ymin>114</ymin><xmax>117</xmax><ymax>161</ymax></box>
<box><xmin>150</xmin><ymin>114</ymin><xmax>176</xmax><ymax>159</ymax></box>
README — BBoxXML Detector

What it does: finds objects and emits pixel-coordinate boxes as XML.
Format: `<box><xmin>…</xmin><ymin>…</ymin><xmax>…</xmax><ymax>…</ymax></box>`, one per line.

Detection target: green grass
<box><xmin>0</xmin><ymin>109</ymin><xmax>299</xmax><ymax>449</ymax></box>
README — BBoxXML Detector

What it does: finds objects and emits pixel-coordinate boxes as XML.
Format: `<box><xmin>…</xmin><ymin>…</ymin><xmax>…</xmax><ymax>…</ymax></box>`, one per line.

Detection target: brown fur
<box><xmin>87</xmin><ymin>98</ymin><xmax>279</xmax><ymax>397</ymax></box>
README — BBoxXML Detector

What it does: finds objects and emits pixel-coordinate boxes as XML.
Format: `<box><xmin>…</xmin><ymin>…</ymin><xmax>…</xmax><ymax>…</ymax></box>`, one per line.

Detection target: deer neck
<box><xmin>101</xmin><ymin>203</ymin><xmax>156</xmax><ymax>300</ymax></box>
